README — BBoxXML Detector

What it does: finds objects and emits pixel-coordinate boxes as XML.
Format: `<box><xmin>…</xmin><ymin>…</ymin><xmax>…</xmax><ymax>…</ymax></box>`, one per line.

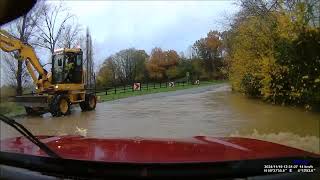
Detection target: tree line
<box><xmin>96</xmin><ymin>30</ymin><xmax>228</xmax><ymax>87</ymax></box>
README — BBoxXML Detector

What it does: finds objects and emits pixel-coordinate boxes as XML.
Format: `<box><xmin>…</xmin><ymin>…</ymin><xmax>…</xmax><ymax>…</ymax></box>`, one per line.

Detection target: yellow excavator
<box><xmin>0</xmin><ymin>29</ymin><xmax>97</xmax><ymax>117</ymax></box>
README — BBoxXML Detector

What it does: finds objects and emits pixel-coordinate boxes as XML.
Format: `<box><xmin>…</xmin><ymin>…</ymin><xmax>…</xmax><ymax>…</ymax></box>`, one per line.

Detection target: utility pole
<box><xmin>85</xmin><ymin>27</ymin><xmax>94</xmax><ymax>91</ymax></box>
<box><xmin>86</xmin><ymin>27</ymin><xmax>90</xmax><ymax>89</ymax></box>
<box><xmin>89</xmin><ymin>34</ymin><xmax>93</xmax><ymax>89</ymax></box>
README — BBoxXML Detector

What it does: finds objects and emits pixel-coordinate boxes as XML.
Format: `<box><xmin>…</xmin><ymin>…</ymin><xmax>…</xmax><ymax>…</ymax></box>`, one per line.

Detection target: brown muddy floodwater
<box><xmin>1</xmin><ymin>83</ymin><xmax>319</xmax><ymax>153</ymax></box>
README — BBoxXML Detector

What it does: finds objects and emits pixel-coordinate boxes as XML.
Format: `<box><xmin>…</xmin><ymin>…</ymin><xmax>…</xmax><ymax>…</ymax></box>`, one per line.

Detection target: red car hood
<box><xmin>0</xmin><ymin>135</ymin><xmax>318</xmax><ymax>163</ymax></box>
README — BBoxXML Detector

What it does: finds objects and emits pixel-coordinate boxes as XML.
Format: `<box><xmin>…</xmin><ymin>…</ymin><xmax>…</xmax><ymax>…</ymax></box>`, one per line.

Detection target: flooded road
<box><xmin>1</xmin><ymin>83</ymin><xmax>319</xmax><ymax>153</ymax></box>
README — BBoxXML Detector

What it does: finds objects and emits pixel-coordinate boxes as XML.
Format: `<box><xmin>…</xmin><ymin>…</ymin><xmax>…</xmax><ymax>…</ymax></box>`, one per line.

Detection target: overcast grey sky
<box><xmin>60</xmin><ymin>0</ymin><xmax>239</xmax><ymax>63</ymax></box>
<box><xmin>1</xmin><ymin>0</ymin><xmax>239</xmax><ymax>85</ymax></box>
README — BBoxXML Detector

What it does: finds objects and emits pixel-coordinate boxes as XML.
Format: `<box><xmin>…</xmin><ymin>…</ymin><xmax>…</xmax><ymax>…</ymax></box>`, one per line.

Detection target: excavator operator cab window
<box><xmin>58</xmin><ymin>59</ymin><xmax>62</xmax><ymax>66</ymax></box>
<box><xmin>64</xmin><ymin>53</ymin><xmax>76</xmax><ymax>83</ymax></box>
<box><xmin>65</xmin><ymin>52</ymin><xmax>83</xmax><ymax>83</ymax></box>
<box><xmin>52</xmin><ymin>54</ymin><xmax>64</xmax><ymax>83</ymax></box>
<box><xmin>76</xmin><ymin>54</ymin><xmax>82</xmax><ymax>66</ymax></box>
<box><xmin>52</xmin><ymin>51</ymin><xmax>83</xmax><ymax>84</ymax></box>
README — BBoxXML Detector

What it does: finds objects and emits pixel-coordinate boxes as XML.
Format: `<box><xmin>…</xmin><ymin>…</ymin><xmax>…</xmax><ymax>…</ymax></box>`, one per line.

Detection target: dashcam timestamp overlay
<box><xmin>264</xmin><ymin>160</ymin><xmax>317</xmax><ymax>173</ymax></box>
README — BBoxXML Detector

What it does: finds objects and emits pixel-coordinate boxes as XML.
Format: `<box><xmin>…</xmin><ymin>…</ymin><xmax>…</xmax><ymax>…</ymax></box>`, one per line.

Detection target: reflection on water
<box><xmin>224</xmin><ymin>91</ymin><xmax>320</xmax><ymax>153</ymax></box>
<box><xmin>1</xmin><ymin>83</ymin><xmax>319</xmax><ymax>153</ymax></box>
<box><xmin>231</xmin><ymin>130</ymin><xmax>319</xmax><ymax>153</ymax></box>
<box><xmin>225</xmin><ymin>92</ymin><xmax>320</xmax><ymax>137</ymax></box>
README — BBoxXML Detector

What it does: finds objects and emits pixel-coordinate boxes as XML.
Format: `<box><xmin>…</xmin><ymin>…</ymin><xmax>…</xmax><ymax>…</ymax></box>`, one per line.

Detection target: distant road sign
<box><xmin>195</xmin><ymin>80</ymin><xmax>200</xmax><ymax>85</ymax></box>
<box><xmin>169</xmin><ymin>82</ymin><xmax>175</xmax><ymax>87</ymax></box>
<box><xmin>133</xmin><ymin>83</ymin><xmax>141</xmax><ymax>91</ymax></box>
<box><xmin>186</xmin><ymin>72</ymin><xmax>190</xmax><ymax>77</ymax></box>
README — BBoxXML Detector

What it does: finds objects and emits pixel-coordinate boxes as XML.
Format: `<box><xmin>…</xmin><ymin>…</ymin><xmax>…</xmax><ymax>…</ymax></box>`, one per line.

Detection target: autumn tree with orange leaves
<box><xmin>147</xmin><ymin>48</ymin><xmax>180</xmax><ymax>81</ymax></box>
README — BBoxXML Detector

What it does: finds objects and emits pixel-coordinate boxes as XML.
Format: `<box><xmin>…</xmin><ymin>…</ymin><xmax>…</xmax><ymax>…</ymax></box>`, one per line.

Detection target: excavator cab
<box><xmin>52</xmin><ymin>48</ymin><xmax>83</xmax><ymax>84</ymax></box>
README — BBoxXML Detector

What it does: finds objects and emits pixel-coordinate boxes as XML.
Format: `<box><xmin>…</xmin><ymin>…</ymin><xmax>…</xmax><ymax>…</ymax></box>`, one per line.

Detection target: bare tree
<box><xmin>238</xmin><ymin>0</ymin><xmax>280</xmax><ymax>18</ymax></box>
<box><xmin>1</xmin><ymin>1</ymin><xmax>44</xmax><ymax>95</ymax></box>
<box><xmin>104</xmin><ymin>49</ymin><xmax>148</xmax><ymax>84</ymax></box>
<box><xmin>239</xmin><ymin>0</ymin><xmax>320</xmax><ymax>27</ymax></box>
<box><xmin>1</xmin><ymin>54</ymin><xmax>32</xmax><ymax>88</ymax></box>
<box><xmin>185</xmin><ymin>45</ymin><xmax>197</xmax><ymax>59</ymax></box>
<box><xmin>58</xmin><ymin>22</ymin><xmax>82</xmax><ymax>48</ymax></box>
<box><xmin>34</xmin><ymin>2</ymin><xmax>73</xmax><ymax>54</ymax></box>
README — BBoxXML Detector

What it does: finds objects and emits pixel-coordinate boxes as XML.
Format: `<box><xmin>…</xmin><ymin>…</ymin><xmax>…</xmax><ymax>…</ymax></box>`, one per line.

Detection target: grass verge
<box><xmin>0</xmin><ymin>101</ymin><xmax>25</xmax><ymax>117</ymax></box>
<box><xmin>0</xmin><ymin>80</ymin><xmax>226</xmax><ymax>117</ymax></box>
<box><xmin>96</xmin><ymin>80</ymin><xmax>226</xmax><ymax>102</ymax></box>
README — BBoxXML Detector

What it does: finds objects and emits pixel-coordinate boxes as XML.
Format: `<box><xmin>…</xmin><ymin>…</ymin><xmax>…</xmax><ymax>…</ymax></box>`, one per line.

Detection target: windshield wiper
<box><xmin>0</xmin><ymin>114</ymin><xmax>61</xmax><ymax>159</ymax></box>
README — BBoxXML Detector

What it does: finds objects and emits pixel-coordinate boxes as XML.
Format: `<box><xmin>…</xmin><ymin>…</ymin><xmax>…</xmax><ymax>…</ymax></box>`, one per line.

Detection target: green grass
<box><xmin>96</xmin><ymin>80</ymin><xmax>226</xmax><ymax>102</ymax></box>
<box><xmin>0</xmin><ymin>101</ymin><xmax>26</xmax><ymax>117</ymax></box>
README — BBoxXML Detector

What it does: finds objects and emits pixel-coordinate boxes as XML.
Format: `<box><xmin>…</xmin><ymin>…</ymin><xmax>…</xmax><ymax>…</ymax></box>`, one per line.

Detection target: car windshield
<box><xmin>0</xmin><ymin>0</ymin><xmax>319</xmax><ymax>178</ymax></box>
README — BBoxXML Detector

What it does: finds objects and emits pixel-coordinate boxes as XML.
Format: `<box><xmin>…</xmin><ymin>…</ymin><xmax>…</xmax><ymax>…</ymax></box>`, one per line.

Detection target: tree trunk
<box><xmin>16</xmin><ymin>15</ymin><xmax>27</xmax><ymax>96</ymax></box>
<box><xmin>16</xmin><ymin>60</ymin><xmax>23</xmax><ymax>95</ymax></box>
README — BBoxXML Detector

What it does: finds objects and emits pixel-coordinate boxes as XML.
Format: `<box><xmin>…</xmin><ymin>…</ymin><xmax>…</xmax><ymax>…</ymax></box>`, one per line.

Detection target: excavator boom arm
<box><xmin>0</xmin><ymin>29</ymin><xmax>46</xmax><ymax>83</ymax></box>
<box><xmin>0</xmin><ymin>30</ymin><xmax>21</xmax><ymax>51</ymax></box>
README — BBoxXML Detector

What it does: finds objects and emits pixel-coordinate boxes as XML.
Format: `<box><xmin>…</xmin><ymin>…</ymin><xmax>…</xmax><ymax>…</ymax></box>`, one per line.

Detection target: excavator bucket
<box><xmin>8</xmin><ymin>95</ymin><xmax>49</xmax><ymax>108</ymax></box>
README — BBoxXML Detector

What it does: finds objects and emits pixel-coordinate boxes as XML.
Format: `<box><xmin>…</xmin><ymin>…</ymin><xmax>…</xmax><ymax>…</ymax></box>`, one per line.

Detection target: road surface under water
<box><xmin>1</xmin><ymin>83</ymin><xmax>319</xmax><ymax>153</ymax></box>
